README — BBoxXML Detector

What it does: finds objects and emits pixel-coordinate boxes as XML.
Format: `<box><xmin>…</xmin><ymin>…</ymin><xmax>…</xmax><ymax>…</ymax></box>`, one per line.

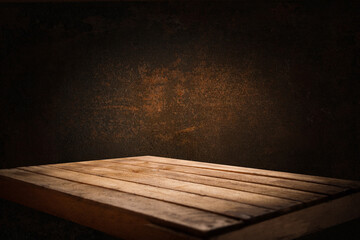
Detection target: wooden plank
<box><xmin>51</xmin><ymin>162</ymin><xmax>301</xmax><ymax>210</ymax></box>
<box><xmin>0</xmin><ymin>169</ymin><xmax>236</xmax><ymax>239</ymax></box>
<box><xmin>77</xmin><ymin>160</ymin><xmax>325</xmax><ymax>202</ymax></box>
<box><xmin>2</xmin><ymin>156</ymin><xmax>359</xmax><ymax>240</ymax></box>
<box><xmin>108</xmin><ymin>159</ymin><xmax>345</xmax><ymax>195</ymax></box>
<box><xmin>132</xmin><ymin>156</ymin><xmax>360</xmax><ymax>189</ymax></box>
<box><xmin>20</xmin><ymin>166</ymin><xmax>273</xmax><ymax>219</ymax></box>
<box><xmin>211</xmin><ymin>192</ymin><xmax>360</xmax><ymax>240</ymax></box>
<box><xmin>60</xmin><ymin>160</ymin><xmax>325</xmax><ymax>203</ymax></box>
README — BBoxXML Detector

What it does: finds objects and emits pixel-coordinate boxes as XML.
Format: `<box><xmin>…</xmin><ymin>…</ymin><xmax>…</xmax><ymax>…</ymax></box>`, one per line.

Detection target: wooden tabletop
<box><xmin>0</xmin><ymin>156</ymin><xmax>359</xmax><ymax>240</ymax></box>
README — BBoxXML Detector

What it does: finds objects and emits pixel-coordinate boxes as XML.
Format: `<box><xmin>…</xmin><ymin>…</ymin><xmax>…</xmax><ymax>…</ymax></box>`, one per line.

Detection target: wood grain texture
<box><xmin>135</xmin><ymin>156</ymin><xmax>360</xmax><ymax>189</ymax></box>
<box><xmin>0</xmin><ymin>169</ymin><xmax>240</xmax><ymax>238</ymax></box>
<box><xmin>51</xmin><ymin>162</ymin><xmax>300</xmax><ymax>210</ymax></box>
<box><xmin>110</xmin><ymin>158</ymin><xmax>346</xmax><ymax>195</ymax></box>
<box><xmin>62</xmin><ymin>160</ymin><xmax>325</xmax><ymax>202</ymax></box>
<box><xmin>20</xmin><ymin>165</ymin><xmax>271</xmax><ymax>219</ymax></box>
<box><xmin>0</xmin><ymin>170</ymin><xmax>195</xmax><ymax>240</ymax></box>
<box><xmin>212</xmin><ymin>192</ymin><xmax>360</xmax><ymax>240</ymax></box>
<box><xmin>0</xmin><ymin>156</ymin><xmax>359</xmax><ymax>240</ymax></box>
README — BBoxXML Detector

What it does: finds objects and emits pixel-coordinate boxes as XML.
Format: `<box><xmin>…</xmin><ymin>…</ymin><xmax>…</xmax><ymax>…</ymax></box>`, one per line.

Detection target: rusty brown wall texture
<box><xmin>1</xmin><ymin>1</ymin><xmax>360</xmax><ymax>178</ymax></box>
<box><xmin>0</xmin><ymin>1</ymin><xmax>360</xmax><ymax>238</ymax></box>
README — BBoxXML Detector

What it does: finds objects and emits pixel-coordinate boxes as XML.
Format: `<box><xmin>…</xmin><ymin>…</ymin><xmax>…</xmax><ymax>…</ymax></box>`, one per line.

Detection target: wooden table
<box><xmin>0</xmin><ymin>156</ymin><xmax>359</xmax><ymax>240</ymax></box>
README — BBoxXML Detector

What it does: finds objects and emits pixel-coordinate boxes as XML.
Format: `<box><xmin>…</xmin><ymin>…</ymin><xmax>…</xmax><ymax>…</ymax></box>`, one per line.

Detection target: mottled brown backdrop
<box><xmin>0</xmin><ymin>1</ymin><xmax>359</xmax><ymax>239</ymax></box>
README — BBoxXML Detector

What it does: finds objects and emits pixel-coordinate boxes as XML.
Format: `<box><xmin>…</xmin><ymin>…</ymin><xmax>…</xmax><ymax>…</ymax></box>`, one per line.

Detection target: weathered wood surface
<box><xmin>0</xmin><ymin>155</ymin><xmax>359</xmax><ymax>240</ymax></box>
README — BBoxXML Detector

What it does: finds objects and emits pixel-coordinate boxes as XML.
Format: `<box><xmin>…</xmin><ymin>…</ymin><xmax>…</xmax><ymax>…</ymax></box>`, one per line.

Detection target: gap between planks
<box><xmin>0</xmin><ymin>168</ymin><xmax>242</xmax><ymax>239</ymax></box>
<box><xmin>2</xmin><ymin>155</ymin><xmax>360</xmax><ymax>240</ymax></box>
<box><xmin>106</xmin><ymin>158</ymin><xmax>347</xmax><ymax>195</ymax></box>
<box><xmin>49</xmin><ymin>162</ymin><xmax>302</xmax><ymax>210</ymax></box>
<box><xmin>19</xmin><ymin>165</ymin><xmax>273</xmax><ymax>220</ymax></box>
<box><xmin>211</xmin><ymin>191</ymin><xmax>360</xmax><ymax>240</ymax></box>
<box><xmin>59</xmin><ymin>159</ymin><xmax>326</xmax><ymax>203</ymax></box>
<box><xmin>134</xmin><ymin>156</ymin><xmax>360</xmax><ymax>189</ymax></box>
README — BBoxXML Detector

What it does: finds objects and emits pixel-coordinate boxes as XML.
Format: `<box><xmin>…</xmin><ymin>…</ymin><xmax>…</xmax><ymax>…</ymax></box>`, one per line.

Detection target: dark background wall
<box><xmin>0</xmin><ymin>1</ymin><xmax>359</xmax><ymax>239</ymax></box>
